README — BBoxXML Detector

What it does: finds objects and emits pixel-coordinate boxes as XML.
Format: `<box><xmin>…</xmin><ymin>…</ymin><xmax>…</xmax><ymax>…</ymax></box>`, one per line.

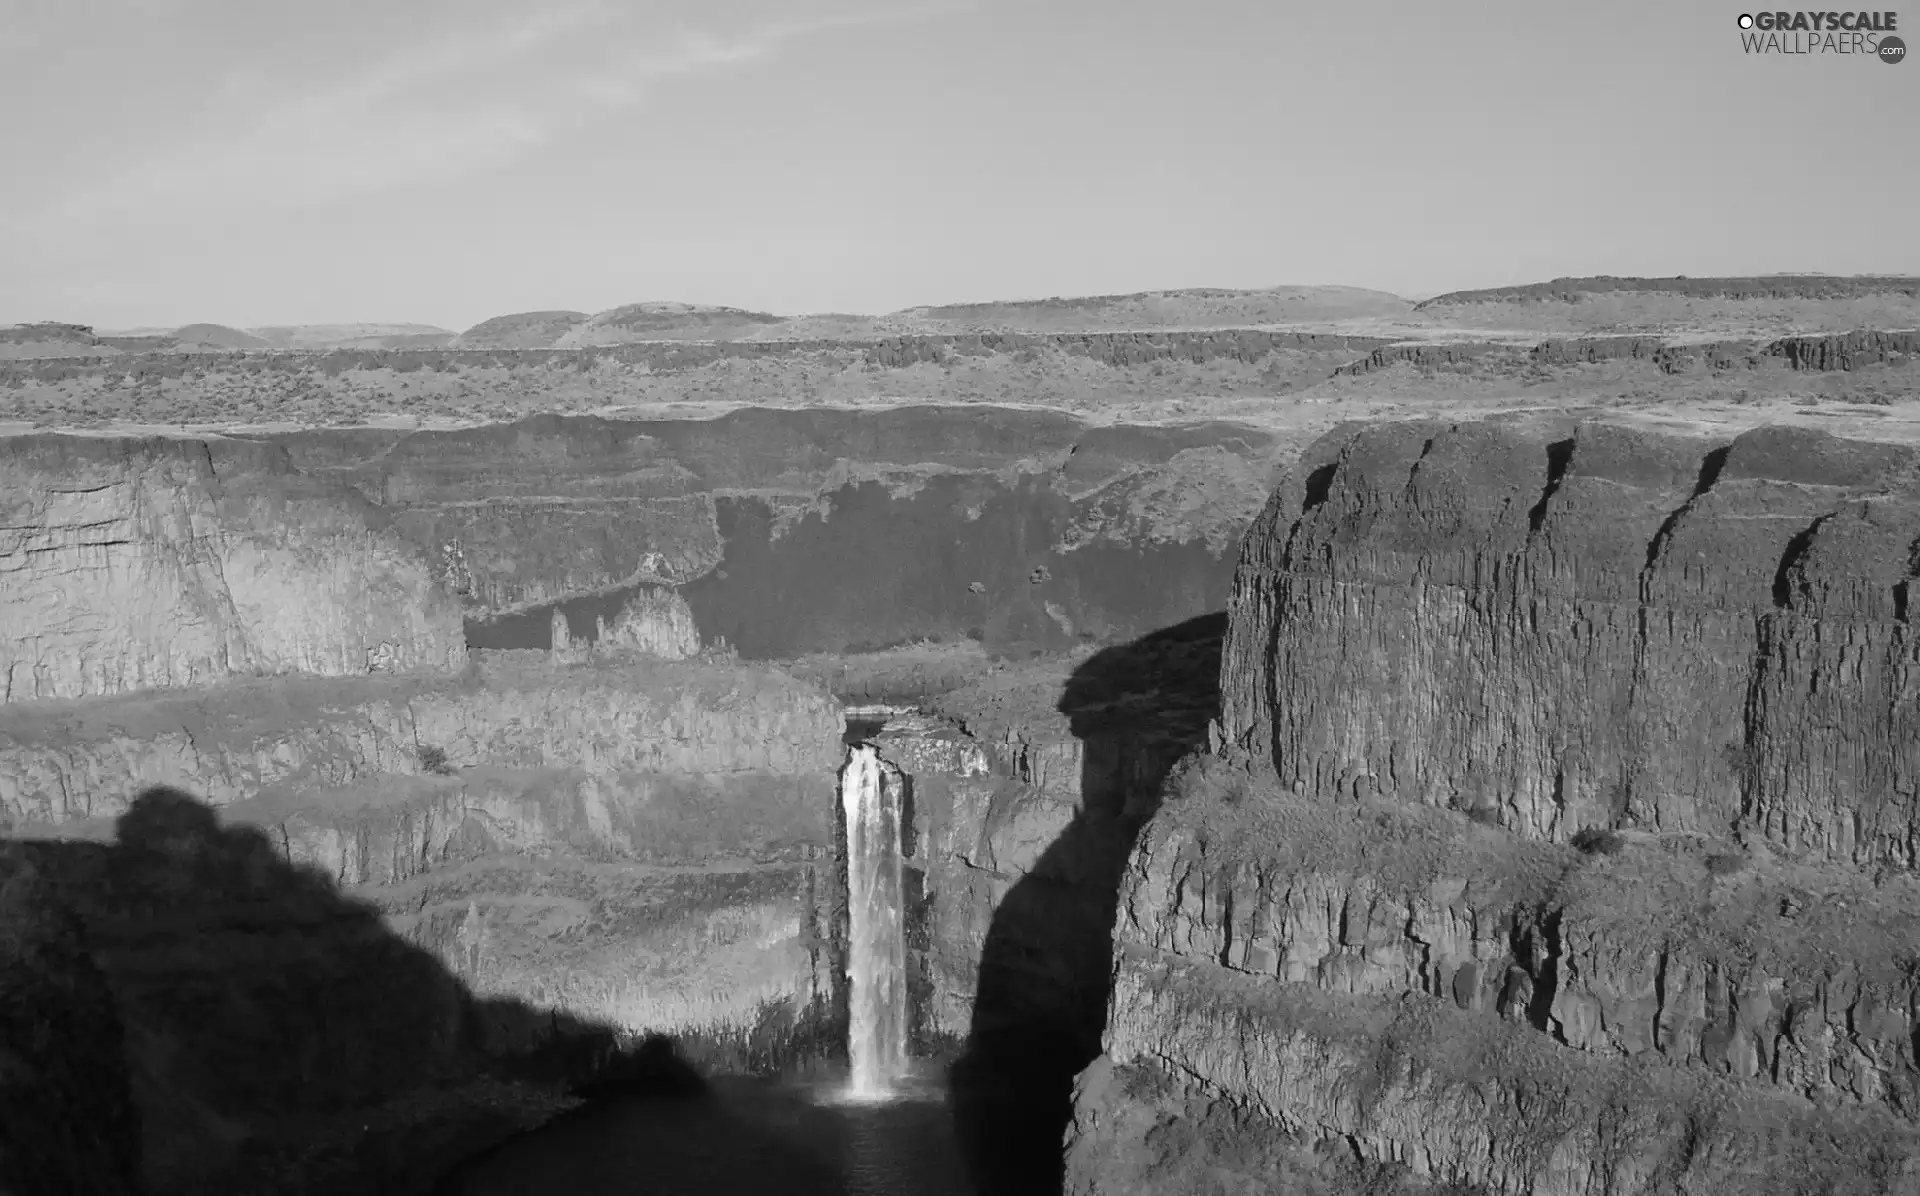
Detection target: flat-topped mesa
<box><xmin>1221</xmin><ymin>418</ymin><xmax>1920</xmax><ymax>866</ymax></box>
<box><xmin>0</xmin><ymin>433</ymin><xmax>468</xmax><ymax>704</ymax></box>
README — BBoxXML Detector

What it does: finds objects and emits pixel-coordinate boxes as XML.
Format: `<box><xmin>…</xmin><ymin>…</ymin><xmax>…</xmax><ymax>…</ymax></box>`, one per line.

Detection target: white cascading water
<box><xmin>841</xmin><ymin>743</ymin><xmax>908</xmax><ymax>1100</ymax></box>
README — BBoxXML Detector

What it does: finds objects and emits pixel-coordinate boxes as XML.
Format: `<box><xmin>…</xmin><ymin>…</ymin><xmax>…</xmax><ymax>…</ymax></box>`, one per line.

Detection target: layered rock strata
<box><xmin>0</xmin><ymin>653</ymin><xmax>832</xmax><ymax>825</ymax></box>
<box><xmin>548</xmin><ymin>584</ymin><xmax>702</xmax><ymax>662</ymax></box>
<box><xmin>870</xmin><ymin>616</ymin><xmax>1223</xmax><ymax>1050</ymax></box>
<box><xmin>1115</xmin><ymin>765</ymin><xmax>1920</xmax><ymax>1118</ymax></box>
<box><xmin>256</xmin><ymin>410</ymin><xmax>1276</xmax><ymax>654</ymax></box>
<box><xmin>3</xmin><ymin>653</ymin><xmax>846</xmax><ymax>1150</ymax></box>
<box><xmin>0</xmin><ymin>434</ymin><xmax>467</xmax><ymax>704</ymax></box>
<box><xmin>1222</xmin><ymin>419</ymin><xmax>1920</xmax><ymax>865</ymax></box>
<box><xmin>1069</xmin><ymin>419</ymin><xmax>1920</xmax><ymax>1194</ymax></box>
<box><xmin>1334</xmin><ymin>330</ymin><xmax>1918</xmax><ymax>376</ymax></box>
<box><xmin>1073</xmin><ymin>951</ymin><xmax>1920</xmax><ymax>1196</ymax></box>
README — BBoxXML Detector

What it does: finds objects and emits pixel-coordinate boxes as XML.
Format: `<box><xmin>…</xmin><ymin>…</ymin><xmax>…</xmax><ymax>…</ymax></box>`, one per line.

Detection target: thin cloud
<box><xmin>562</xmin><ymin>4</ymin><xmax>968</xmax><ymax>116</ymax></box>
<box><xmin>43</xmin><ymin>1</ymin><xmax>966</xmax><ymax>227</ymax></box>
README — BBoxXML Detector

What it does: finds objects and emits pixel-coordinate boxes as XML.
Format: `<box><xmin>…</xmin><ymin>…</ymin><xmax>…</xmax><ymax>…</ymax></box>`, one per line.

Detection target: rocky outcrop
<box><xmin>1331</xmin><ymin>341</ymin><xmax>1510</xmax><ymax>376</ymax></box>
<box><xmin>1334</xmin><ymin>332</ymin><xmax>1918</xmax><ymax>377</ymax></box>
<box><xmin>1771</xmin><ymin>328</ymin><xmax>1920</xmax><ymax>370</ymax></box>
<box><xmin>1417</xmin><ymin>274</ymin><xmax>1920</xmax><ymax>306</ymax></box>
<box><xmin>1074</xmin><ymin>952</ymin><xmax>1920</xmax><ymax>1196</ymax></box>
<box><xmin>1073</xmin><ymin>764</ymin><xmax>1920</xmax><ymax>1189</ymax></box>
<box><xmin>2</xmin><ymin>651</ymin><xmax>846</xmax><ymax>1062</ymax></box>
<box><xmin>5</xmin><ymin>649</ymin><xmax>846</xmax><ymax>1195</ymax></box>
<box><xmin>863</xmin><ymin>617</ymin><xmax>1222</xmax><ymax>1055</ymax></box>
<box><xmin>549</xmin><ymin>584</ymin><xmax>702</xmax><ymax>661</ymax></box>
<box><xmin>859</xmin><ymin>695</ymin><xmax>1141</xmax><ymax>1044</ymax></box>
<box><xmin>1113</xmin><ymin>763</ymin><xmax>1920</xmax><ymax>1118</ymax></box>
<box><xmin>0</xmin><ymin>330</ymin><xmax>1396</xmax><ymax>384</ymax></box>
<box><xmin>261</xmin><ymin>409</ymin><xmax>1267</xmax><ymax>627</ymax></box>
<box><xmin>0</xmin><ymin>433</ymin><xmax>468</xmax><ymax>704</ymax></box>
<box><xmin>260</xmin><ymin>410</ymin><xmax>1267</xmax><ymax>656</ymax></box>
<box><xmin>858</xmin><ymin>329</ymin><xmax>1389</xmax><ymax>369</ymax></box>
<box><xmin>1221</xmin><ymin>420</ymin><xmax>1920</xmax><ymax>867</ymax></box>
<box><xmin>0</xmin><ymin>653</ymin><xmax>838</xmax><ymax>826</ymax></box>
<box><xmin>1069</xmin><ymin>418</ymin><xmax>1920</xmax><ymax>1194</ymax></box>
<box><xmin>0</xmin><ymin>322</ymin><xmax>121</xmax><ymax>360</ymax></box>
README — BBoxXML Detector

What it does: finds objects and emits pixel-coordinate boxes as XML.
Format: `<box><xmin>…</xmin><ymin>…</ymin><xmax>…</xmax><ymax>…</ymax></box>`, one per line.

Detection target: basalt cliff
<box><xmin>1060</xmin><ymin>420</ymin><xmax>1920</xmax><ymax>1195</ymax></box>
<box><xmin>0</xmin><ymin>435</ymin><xmax>468</xmax><ymax>703</ymax></box>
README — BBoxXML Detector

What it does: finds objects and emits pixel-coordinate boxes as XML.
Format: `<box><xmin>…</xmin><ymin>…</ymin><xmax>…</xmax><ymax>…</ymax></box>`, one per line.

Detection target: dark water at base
<box><xmin>445</xmin><ymin>1070</ymin><xmax>981</xmax><ymax>1196</ymax></box>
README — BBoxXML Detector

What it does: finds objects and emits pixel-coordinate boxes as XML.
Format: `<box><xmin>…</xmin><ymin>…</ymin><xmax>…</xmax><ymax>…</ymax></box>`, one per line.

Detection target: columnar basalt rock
<box><xmin>1077</xmin><ymin>953</ymin><xmax>1920</xmax><ymax>1196</ymax></box>
<box><xmin>868</xmin><ymin>712</ymin><xmax>1043</xmax><ymax>1041</ymax></box>
<box><xmin>258</xmin><ymin>410</ymin><xmax>1271</xmax><ymax>653</ymax></box>
<box><xmin>866</xmin><ymin>700</ymin><xmax>1145</xmax><ymax>1044</ymax></box>
<box><xmin>584</xmin><ymin>584</ymin><xmax>703</xmax><ymax>659</ymax></box>
<box><xmin>1221</xmin><ymin>419</ymin><xmax>1920</xmax><ymax>865</ymax></box>
<box><xmin>1072</xmin><ymin>419</ymin><xmax>1920</xmax><ymax>1195</ymax></box>
<box><xmin>0</xmin><ymin>653</ymin><xmax>848</xmax><ymax>1123</ymax></box>
<box><xmin>0</xmin><ymin>434</ymin><xmax>468</xmax><ymax>704</ymax></box>
<box><xmin>1108</xmin><ymin>774</ymin><xmax>1920</xmax><ymax>1120</ymax></box>
<box><xmin>0</xmin><ymin>655</ymin><xmax>840</xmax><ymax>826</ymax></box>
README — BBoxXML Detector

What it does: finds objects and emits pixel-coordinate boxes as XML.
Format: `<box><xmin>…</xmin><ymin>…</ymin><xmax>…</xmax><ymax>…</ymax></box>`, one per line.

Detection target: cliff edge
<box><xmin>1068</xmin><ymin>419</ymin><xmax>1920</xmax><ymax>1195</ymax></box>
<box><xmin>0</xmin><ymin>434</ymin><xmax>469</xmax><ymax>703</ymax></box>
<box><xmin>1223</xmin><ymin>419</ymin><xmax>1920</xmax><ymax>865</ymax></box>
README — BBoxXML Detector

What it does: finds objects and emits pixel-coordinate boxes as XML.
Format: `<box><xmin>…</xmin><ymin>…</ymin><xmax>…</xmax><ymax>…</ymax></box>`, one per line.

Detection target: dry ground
<box><xmin>4</xmin><ymin>291</ymin><xmax>1915</xmax><ymax>451</ymax></box>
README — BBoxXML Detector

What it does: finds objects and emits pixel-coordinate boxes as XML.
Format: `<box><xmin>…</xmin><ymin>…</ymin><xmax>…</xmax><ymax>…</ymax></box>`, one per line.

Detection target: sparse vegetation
<box><xmin>5</xmin><ymin>312</ymin><xmax>1912</xmax><ymax>432</ymax></box>
<box><xmin>417</xmin><ymin>744</ymin><xmax>456</xmax><ymax>775</ymax></box>
<box><xmin>1570</xmin><ymin>827</ymin><xmax>1625</xmax><ymax>856</ymax></box>
<box><xmin>1705</xmin><ymin>852</ymin><xmax>1747</xmax><ymax>877</ymax></box>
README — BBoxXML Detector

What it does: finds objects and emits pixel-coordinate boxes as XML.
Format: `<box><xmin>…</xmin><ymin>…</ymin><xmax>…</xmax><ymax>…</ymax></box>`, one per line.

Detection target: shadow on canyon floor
<box><xmin>0</xmin><ymin>786</ymin><xmax>817</xmax><ymax>1196</ymax></box>
<box><xmin>948</xmin><ymin>612</ymin><xmax>1226</xmax><ymax>1196</ymax></box>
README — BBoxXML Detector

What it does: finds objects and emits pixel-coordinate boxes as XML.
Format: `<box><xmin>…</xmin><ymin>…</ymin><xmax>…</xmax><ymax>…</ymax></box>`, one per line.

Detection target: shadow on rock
<box><xmin>948</xmin><ymin>613</ymin><xmax>1226</xmax><ymax>1195</ymax></box>
<box><xmin>0</xmin><ymin>785</ymin><xmax>671</xmax><ymax>1196</ymax></box>
<box><xmin>567</xmin><ymin>1033</ymin><xmax>709</xmax><ymax>1103</ymax></box>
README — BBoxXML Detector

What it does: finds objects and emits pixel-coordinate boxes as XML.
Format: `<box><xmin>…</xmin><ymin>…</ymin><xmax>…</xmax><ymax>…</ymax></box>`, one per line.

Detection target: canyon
<box><xmin>4</xmin><ymin>277</ymin><xmax>1920</xmax><ymax>1195</ymax></box>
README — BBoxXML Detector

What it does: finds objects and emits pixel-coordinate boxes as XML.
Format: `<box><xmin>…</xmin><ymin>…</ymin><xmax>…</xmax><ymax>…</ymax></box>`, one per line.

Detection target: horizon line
<box><xmin>13</xmin><ymin>271</ymin><xmax>1920</xmax><ymax>335</ymax></box>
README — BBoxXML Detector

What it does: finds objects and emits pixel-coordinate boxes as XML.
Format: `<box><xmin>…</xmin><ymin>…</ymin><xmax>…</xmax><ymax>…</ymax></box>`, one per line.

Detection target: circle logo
<box><xmin>1881</xmin><ymin>35</ymin><xmax>1907</xmax><ymax>63</ymax></box>
<box><xmin>1737</xmin><ymin>13</ymin><xmax>1754</xmax><ymax>28</ymax></box>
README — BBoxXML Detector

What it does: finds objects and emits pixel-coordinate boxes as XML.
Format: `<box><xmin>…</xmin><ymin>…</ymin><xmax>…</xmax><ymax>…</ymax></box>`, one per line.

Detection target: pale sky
<box><xmin>0</xmin><ymin>0</ymin><xmax>1913</xmax><ymax>331</ymax></box>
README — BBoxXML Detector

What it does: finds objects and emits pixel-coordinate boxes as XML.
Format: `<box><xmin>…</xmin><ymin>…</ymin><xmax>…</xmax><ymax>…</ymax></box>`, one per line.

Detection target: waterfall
<box><xmin>841</xmin><ymin>743</ymin><xmax>908</xmax><ymax>1099</ymax></box>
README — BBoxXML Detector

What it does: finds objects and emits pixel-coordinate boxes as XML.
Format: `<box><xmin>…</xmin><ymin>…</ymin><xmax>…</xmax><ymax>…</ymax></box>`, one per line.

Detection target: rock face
<box><xmin>1068</xmin><ymin>420</ymin><xmax>1920</xmax><ymax>1194</ymax></box>
<box><xmin>260</xmin><ymin>409</ymin><xmax>1276</xmax><ymax>656</ymax></box>
<box><xmin>1</xmin><ymin>653</ymin><xmax>831</xmax><ymax>826</ymax></box>
<box><xmin>870</xmin><ymin>621</ymin><xmax>1223</xmax><ymax>1055</ymax></box>
<box><xmin>1222</xmin><ymin>420</ymin><xmax>1920</xmax><ymax>863</ymax></box>
<box><xmin>1417</xmin><ymin>274</ymin><xmax>1920</xmax><ymax>306</ymax></box>
<box><xmin>1112</xmin><ymin>766</ymin><xmax>1920</xmax><ymax>1110</ymax></box>
<box><xmin>1074</xmin><ymin>951</ymin><xmax>1920</xmax><ymax>1196</ymax></box>
<box><xmin>2</xmin><ymin>652</ymin><xmax>848</xmax><ymax>1192</ymax></box>
<box><xmin>0</xmin><ymin>434</ymin><xmax>468</xmax><ymax>704</ymax></box>
<box><xmin>572</xmin><ymin>584</ymin><xmax>702</xmax><ymax>660</ymax></box>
